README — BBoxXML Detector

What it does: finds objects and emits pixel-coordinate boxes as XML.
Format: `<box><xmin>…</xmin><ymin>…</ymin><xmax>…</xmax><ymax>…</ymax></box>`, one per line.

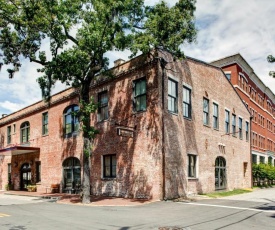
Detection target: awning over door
<box><xmin>0</xmin><ymin>146</ymin><xmax>40</xmax><ymax>156</ymax></box>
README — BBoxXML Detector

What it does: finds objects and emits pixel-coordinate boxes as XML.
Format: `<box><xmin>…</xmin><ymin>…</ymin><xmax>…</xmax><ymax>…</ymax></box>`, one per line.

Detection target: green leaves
<box><xmin>267</xmin><ymin>55</ymin><xmax>275</xmax><ymax>78</ymax></box>
<box><xmin>1</xmin><ymin>0</ymin><xmax>197</xmax><ymax>137</ymax></box>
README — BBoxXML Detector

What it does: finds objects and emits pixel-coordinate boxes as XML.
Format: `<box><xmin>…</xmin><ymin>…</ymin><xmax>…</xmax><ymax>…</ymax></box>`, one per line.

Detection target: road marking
<box><xmin>0</xmin><ymin>213</ymin><xmax>10</xmax><ymax>217</ymax></box>
<box><xmin>178</xmin><ymin>202</ymin><xmax>275</xmax><ymax>213</ymax></box>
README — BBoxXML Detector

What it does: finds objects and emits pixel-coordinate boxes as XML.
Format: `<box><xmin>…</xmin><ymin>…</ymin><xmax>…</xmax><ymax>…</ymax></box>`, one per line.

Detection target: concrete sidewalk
<box><xmin>2</xmin><ymin>190</ymin><xmax>156</xmax><ymax>206</ymax></box>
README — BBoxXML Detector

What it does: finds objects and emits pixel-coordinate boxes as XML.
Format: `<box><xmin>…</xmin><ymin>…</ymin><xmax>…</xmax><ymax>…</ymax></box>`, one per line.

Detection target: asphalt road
<box><xmin>0</xmin><ymin>188</ymin><xmax>275</xmax><ymax>230</ymax></box>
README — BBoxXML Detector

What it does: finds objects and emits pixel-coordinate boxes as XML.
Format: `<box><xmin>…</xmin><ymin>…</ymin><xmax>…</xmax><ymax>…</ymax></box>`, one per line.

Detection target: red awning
<box><xmin>0</xmin><ymin>146</ymin><xmax>40</xmax><ymax>156</ymax></box>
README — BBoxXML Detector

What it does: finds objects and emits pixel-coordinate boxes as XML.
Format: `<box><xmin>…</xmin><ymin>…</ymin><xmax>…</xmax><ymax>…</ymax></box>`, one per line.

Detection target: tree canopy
<box><xmin>0</xmin><ymin>0</ymin><xmax>197</xmax><ymax>203</ymax></box>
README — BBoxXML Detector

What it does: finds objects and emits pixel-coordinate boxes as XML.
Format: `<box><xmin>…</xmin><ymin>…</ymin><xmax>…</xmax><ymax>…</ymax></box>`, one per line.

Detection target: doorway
<box><xmin>215</xmin><ymin>157</ymin><xmax>226</xmax><ymax>190</ymax></box>
<box><xmin>63</xmin><ymin>157</ymin><xmax>81</xmax><ymax>193</ymax></box>
<box><xmin>20</xmin><ymin>163</ymin><xmax>31</xmax><ymax>190</ymax></box>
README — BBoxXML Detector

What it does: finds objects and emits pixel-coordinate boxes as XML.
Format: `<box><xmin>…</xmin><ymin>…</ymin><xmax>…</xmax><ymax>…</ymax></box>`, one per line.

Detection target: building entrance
<box><xmin>215</xmin><ymin>157</ymin><xmax>226</xmax><ymax>190</ymax></box>
<box><xmin>20</xmin><ymin>163</ymin><xmax>31</xmax><ymax>190</ymax></box>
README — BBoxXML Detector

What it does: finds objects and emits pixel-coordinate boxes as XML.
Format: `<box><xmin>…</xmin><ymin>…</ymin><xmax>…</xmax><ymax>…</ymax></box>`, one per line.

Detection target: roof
<box><xmin>210</xmin><ymin>53</ymin><xmax>275</xmax><ymax>103</ymax></box>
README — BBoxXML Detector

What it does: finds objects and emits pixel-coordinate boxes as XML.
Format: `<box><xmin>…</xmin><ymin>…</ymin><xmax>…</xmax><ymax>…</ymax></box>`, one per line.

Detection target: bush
<box><xmin>252</xmin><ymin>163</ymin><xmax>275</xmax><ymax>186</ymax></box>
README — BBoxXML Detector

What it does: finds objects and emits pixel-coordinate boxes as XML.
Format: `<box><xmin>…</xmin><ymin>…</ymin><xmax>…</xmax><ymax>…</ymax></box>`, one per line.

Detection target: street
<box><xmin>0</xmin><ymin>188</ymin><xmax>275</xmax><ymax>230</ymax></box>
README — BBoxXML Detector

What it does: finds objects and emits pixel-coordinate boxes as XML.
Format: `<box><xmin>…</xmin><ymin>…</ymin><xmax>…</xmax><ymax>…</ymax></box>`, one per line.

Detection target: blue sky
<box><xmin>0</xmin><ymin>0</ymin><xmax>275</xmax><ymax>116</ymax></box>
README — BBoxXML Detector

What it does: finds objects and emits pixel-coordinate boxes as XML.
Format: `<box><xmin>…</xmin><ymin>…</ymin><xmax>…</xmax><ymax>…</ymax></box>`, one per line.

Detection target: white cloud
<box><xmin>0</xmin><ymin>0</ymin><xmax>275</xmax><ymax>116</ymax></box>
<box><xmin>0</xmin><ymin>101</ymin><xmax>26</xmax><ymax>113</ymax></box>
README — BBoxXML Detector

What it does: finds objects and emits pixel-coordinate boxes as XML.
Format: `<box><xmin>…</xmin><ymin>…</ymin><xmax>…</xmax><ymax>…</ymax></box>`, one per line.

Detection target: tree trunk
<box><xmin>80</xmin><ymin>80</ymin><xmax>92</xmax><ymax>204</ymax></box>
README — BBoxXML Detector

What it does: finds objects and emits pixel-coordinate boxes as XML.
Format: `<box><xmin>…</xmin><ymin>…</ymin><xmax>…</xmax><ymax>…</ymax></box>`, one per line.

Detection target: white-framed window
<box><xmin>183</xmin><ymin>86</ymin><xmax>191</xmax><ymax>119</ymax></box>
<box><xmin>98</xmin><ymin>91</ymin><xmax>109</xmax><ymax>121</ymax></box>
<box><xmin>239</xmin><ymin>117</ymin><xmax>243</xmax><ymax>139</ymax></box>
<box><xmin>168</xmin><ymin>78</ymin><xmax>178</xmax><ymax>113</ymax></box>
<box><xmin>213</xmin><ymin>103</ymin><xmax>219</xmax><ymax>129</ymax></box>
<box><xmin>7</xmin><ymin>126</ymin><xmax>11</xmax><ymax>144</ymax></box>
<box><xmin>203</xmin><ymin>98</ymin><xmax>209</xmax><ymax>125</ymax></box>
<box><xmin>225</xmin><ymin>110</ymin><xmax>230</xmax><ymax>134</ymax></box>
<box><xmin>188</xmin><ymin>154</ymin><xmax>197</xmax><ymax>178</ymax></box>
<box><xmin>232</xmin><ymin>114</ymin><xmax>236</xmax><ymax>136</ymax></box>
<box><xmin>42</xmin><ymin>112</ymin><xmax>48</xmax><ymax>135</ymax></box>
<box><xmin>245</xmin><ymin>121</ymin><xmax>249</xmax><ymax>141</ymax></box>
<box><xmin>133</xmin><ymin>78</ymin><xmax>146</xmax><ymax>112</ymax></box>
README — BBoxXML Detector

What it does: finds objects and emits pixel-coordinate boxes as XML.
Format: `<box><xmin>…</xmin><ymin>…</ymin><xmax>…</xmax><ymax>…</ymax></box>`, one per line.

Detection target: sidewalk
<box><xmin>2</xmin><ymin>190</ymin><xmax>156</xmax><ymax>206</ymax></box>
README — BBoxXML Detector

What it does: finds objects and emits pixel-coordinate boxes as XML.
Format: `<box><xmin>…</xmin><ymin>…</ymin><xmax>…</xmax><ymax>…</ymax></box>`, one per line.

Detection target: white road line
<box><xmin>178</xmin><ymin>202</ymin><xmax>275</xmax><ymax>213</ymax></box>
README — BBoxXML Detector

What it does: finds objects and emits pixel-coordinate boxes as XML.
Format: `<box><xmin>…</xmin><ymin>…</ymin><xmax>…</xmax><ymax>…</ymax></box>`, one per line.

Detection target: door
<box><xmin>215</xmin><ymin>157</ymin><xmax>226</xmax><ymax>190</ymax></box>
<box><xmin>21</xmin><ymin>163</ymin><xmax>31</xmax><ymax>190</ymax></box>
<box><xmin>63</xmin><ymin>157</ymin><xmax>81</xmax><ymax>193</ymax></box>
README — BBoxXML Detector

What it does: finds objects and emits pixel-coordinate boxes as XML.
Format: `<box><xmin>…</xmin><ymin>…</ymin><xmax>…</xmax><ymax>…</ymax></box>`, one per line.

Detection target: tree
<box><xmin>0</xmin><ymin>0</ymin><xmax>197</xmax><ymax>203</ymax></box>
<box><xmin>267</xmin><ymin>55</ymin><xmax>275</xmax><ymax>78</ymax></box>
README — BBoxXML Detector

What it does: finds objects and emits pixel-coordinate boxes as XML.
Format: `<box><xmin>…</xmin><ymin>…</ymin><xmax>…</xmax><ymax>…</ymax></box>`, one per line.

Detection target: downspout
<box><xmin>249</xmin><ymin>116</ymin><xmax>253</xmax><ymax>188</ymax></box>
<box><xmin>160</xmin><ymin>57</ymin><xmax>167</xmax><ymax>200</ymax></box>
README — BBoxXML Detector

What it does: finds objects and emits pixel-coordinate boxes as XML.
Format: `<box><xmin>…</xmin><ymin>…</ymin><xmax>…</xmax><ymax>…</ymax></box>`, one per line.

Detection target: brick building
<box><xmin>0</xmin><ymin>51</ymin><xmax>251</xmax><ymax>200</ymax></box>
<box><xmin>211</xmin><ymin>54</ymin><xmax>275</xmax><ymax>166</ymax></box>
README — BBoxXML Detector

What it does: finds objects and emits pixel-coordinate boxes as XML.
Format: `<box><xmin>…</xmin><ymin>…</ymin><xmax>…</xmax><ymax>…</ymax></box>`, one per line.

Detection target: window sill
<box><xmin>183</xmin><ymin>116</ymin><xmax>192</xmax><ymax>121</ymax></box>
<box><xmin>64</xmin><ymin>132</ymin><xmax>79</xmax><ymax>139</ymax></box>
<box><xmin>101</xmin><ymin>177</ymin><xmax>117</xmax><ymax>181</ymax></box>
<box><xmin>97</xmin><ymin>118</ymin><xmax>109</xmax><ymax>124</ymax></box>
<box><xmin>133</xmin><ymin>110</ymin><xmax>147</xmax><ymax>114</ymax></box>
<box><xmin>213</xmin><ymin>128</ymin><xmax>219</xmax><ymax>131</ymax></box>
<box><xmin>203</xmin><ymin>124</ymin><xmax>210</xmax><ymax>128</ymax></box>
<box><xmin>42</xmin><ymin>134</ymin><xmax>49</xmax><ymax>137</ymax></box>
<box><xmin>188</xmin><ymin>177</ymin><xmax>198</xmax><ymax>180</ymax></box>
<box><xmin>168</xmin><ymin>111</ymin><xmax>178</xmax><ymax>116</ymax></box>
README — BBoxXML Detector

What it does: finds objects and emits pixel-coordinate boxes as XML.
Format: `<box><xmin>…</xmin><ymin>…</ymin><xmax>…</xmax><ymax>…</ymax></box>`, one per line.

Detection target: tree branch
<box><xmin>63</xmin><ymin>25</ymin><xmax>79</xmax><ymax>46</ymax></box>
<box><xmin>29</xmin><ymin>57</ymin><xmax>48</xmax><ymax>66</ymax></box>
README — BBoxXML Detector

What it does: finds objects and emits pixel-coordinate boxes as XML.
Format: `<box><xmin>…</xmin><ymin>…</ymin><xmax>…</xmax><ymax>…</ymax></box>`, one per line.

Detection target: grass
<box><xmin>205</xmin><ymin>189</ymin><xmax>252</xmax><ymax>198</ymax></box>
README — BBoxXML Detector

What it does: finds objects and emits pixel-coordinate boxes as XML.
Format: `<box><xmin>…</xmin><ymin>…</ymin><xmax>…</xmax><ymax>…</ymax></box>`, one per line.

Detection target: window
<box><xmin>20</xmin><ymin>121</ymin><xmax>30</xmax><ymax>143</ymax></box>
<box><xmin>7</xmin><ymin>126</ymin><xmax>11</xmax><ymax>144</ymax></box>
<box><xmin>36</xmin><ymin>161</ymin><xmax>41</xmax><ymax>183</ymax></box>
<box><xmin>225</xmin><ymin>73</ymin><xmax>231</xmax><ymax>80</ymax></box>
<box><xmin>42</xmin><ymin>112</ymin><xmax>48</xmax><ymax>135</ymax></box>
<box><xmin>8</xmin><ymin>163</ymin><xmax>11</xmax><ymax>184</ymax></box>
<box><xmin>98</xmin><ymin>91</ymin><xmax>109</xmax><ymax>120</ymax></box>
<box><xmin>239</xmin><ymin>117</ymin><xmax>243</xmax><ymax>139</ymax></box>
<box><xmin>168</xmin><ymin>78</ymin><xmax>178</xmax><ymax>113</ymax></box>
<box><xmin>64</xmin><ymin>105</ymin><xmax>79</xmax><ymax>137</ymax></box>
<box><xmin>203</xmin><ymin>98</ymin><xmax>209</xmax><ymax>125</ymax></box>
<box><xmin>245</xmin><ymin>121</ymin><xmax>249</xmax><ymax>141</ymax></box>
<box><xmin>252</xmin><ymin>154</ymin><xmax>257</xmax><ymax>164</ymax></box>
<box><xmin>213</xmin><ymin>103</ymin><xmax>219</xmax><ymax>129</ymax></box>
<box><xmin>183</xmin><ymin>86</ymin><xmax>191</xmax><ymax>119</ymax></box>
<box><xmin>133</xmin><ymin>78</ymin><xmax>146</xmax><ymax>112</ymax></box>
<box><xmin>232</xmin><ymin>114</ymin><xmax>236</xmax><ymax>136</ymax></box>
<box><xmin>188</xmin><ymin>154</ymin><xmax>197</xmax><ymax>178</ymax></box>
<box><xmin>225</xmin><ymin>110</ymin><xmax>230</xmax><ymax>134</ymax></box>
<box><xmin>260</xmin><ymin>156</ymin><xmax>265</xmax><ymax>164</ymax></box>
<box><xmin>13</xmin><ymin>124</ymin><xmax>16</xmax><ymax>133</ymax></box>
<box><xmin>103</xmin><ymin>154</ymin><xmax>116</xmax><ymax>178</ymax></box>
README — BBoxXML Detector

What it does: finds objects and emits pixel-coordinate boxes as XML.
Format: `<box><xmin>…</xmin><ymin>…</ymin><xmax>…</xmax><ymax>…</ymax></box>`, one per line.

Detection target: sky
<box><xmin>0</xmin><ymin>0</ymin><xmax>275</xmax><ymax>116</ymax></box>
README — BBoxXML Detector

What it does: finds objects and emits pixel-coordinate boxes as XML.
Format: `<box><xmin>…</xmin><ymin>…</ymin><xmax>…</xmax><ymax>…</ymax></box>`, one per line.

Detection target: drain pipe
<box><xmin>160</xmin><ymin>57</ymin><xmax>167</xmax><ymax>200</ymax></box>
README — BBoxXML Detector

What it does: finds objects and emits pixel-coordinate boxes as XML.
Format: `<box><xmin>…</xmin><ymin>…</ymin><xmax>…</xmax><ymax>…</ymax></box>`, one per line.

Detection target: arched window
<box><xmin>20</xmin><ymin>121</ymin><xmax>30</xmax><ymax>143</ymax></box>
<box><xmin>63</xmin><ymin>105</ymin><xmax>79</xmax><ymax>137</ymax></box>
<box><xmin>63</xmin><ymin>157</ymin><xmax>81</xmax><ymax>193</ymax></box>
<box><xmin>215</xmin><ymin>157</ymin><xmax>226</xmax><ymax>190</ymax></box>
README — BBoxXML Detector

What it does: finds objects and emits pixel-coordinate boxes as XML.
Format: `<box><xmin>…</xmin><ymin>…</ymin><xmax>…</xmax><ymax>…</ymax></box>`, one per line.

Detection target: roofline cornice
<box><xmin>210</xmin><ymin>54</ymin><xmax>275</xmax><ymax>104</ymax></box>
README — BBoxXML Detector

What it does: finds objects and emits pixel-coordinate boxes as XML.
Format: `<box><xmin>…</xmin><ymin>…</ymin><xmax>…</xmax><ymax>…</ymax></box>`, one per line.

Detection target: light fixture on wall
<box><xmin>30</xmin><ymin>160</ymin><xmax>33</xmax><ymax>165</ymax></box>
<box><xmin>14</xmin><ymin>162</ymin><xmax>18</xmax><ymax>167</ymax></box>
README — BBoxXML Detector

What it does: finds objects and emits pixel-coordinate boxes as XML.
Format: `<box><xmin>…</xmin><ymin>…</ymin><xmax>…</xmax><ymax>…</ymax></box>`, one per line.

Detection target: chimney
<box><xmin>114</xmin><ymin>59</ymin><xmax>125</xmax><ymax>67</ymax></box>
<box><xmin>1</xmin><ymin>114</ymin><xmax>8</xmax><ymax>118</ymax></box>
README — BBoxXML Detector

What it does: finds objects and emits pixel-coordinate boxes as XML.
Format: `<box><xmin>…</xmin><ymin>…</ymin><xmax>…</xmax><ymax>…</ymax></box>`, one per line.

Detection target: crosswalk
<box><xmin>0</xmin><ymin>213</ymin><xmax>10</xmax><ymax>218</ymax></box>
